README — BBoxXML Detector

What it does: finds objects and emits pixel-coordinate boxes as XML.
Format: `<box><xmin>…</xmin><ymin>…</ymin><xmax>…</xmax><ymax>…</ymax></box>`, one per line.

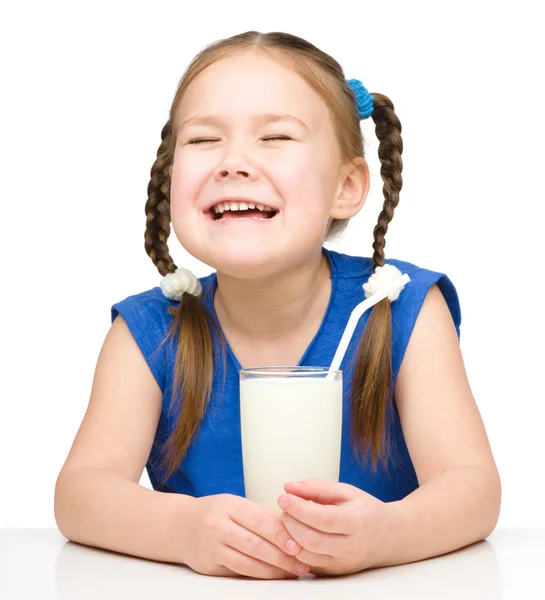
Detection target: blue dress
<box><xmin>111</xmin><ymin>247</ymin><xmax>461</xmax><ymax>502</ymax></box>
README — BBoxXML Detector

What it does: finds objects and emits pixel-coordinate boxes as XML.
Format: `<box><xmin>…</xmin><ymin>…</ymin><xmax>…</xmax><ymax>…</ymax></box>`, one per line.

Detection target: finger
<box><xmin>282</xmin><ymin>511</ymin><xmax>343</xmax><ymax>560</ymax></box>
<box><xmin>278</xmin><ymin>492</ymin><xmax>352</xmax><ymax>534</ymax></box>
<box><xmin>223</xmin><ymin>520</ymin><xmax>309</xmax><ymax>577</ymax></box>
<box><xmin>284</xmin><ymin>480</ymin><xmax>357</xmax><ymax>505</ymax></box>
<box><xmin>229</xmin><ymin>502</ymin><xmax>303</xmax><ymax>556</ymax></box>
<box><xmin>221</xmin><ymin>544</ymin><xmax>302</xmax><ymax>580</ymax></box>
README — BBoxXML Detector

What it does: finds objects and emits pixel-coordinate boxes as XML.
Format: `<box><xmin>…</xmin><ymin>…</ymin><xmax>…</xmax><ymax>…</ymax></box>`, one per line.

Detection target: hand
<box><xmin>179</xmin><ymin>493</ymin><xmax>310</xmax><ymax>579</ymax></box>
<box><xmin>278</xmin><ymin>479</ymin><xmax>393</xmax><ymax>576</ymax></box>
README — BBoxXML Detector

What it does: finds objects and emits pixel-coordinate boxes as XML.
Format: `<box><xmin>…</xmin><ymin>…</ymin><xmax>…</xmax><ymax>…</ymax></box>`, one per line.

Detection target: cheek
<box><xmin>169</xmin><ymin>155</ymin><xmax>209</xmax><ymax>228</ymax></box>
<box><xmin>279</xmin><ymin>155</ymin><xmax>332</xmax><ymax>220</ymax></box>
<box><xmin>170</xmin><ymin>158</ymin><xmax>201</xmax><ymax>208</ymax></box>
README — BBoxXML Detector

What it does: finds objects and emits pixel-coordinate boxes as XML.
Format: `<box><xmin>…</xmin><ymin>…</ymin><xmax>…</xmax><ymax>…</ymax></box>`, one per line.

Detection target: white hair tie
<box><xmin>160</xmin><ymin>267</ymin><xmax>202</xmax><ymax>301</ymax></box>
<box><xmin>363</xmin><ymin>264</ymin><xmax>407</xmax><ymax>302</ymax></box>
<box><xmin>159</xmin><ymin>264</ymin><xmax>406</xmax><ymax>303</ymax></box>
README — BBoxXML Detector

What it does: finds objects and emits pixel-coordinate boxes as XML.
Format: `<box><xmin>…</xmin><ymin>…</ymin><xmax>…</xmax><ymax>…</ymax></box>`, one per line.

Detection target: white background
<box><xmin>1</xmin><ymin>0</ymin><xmax>543</xmax><ymax>528</ymax></box>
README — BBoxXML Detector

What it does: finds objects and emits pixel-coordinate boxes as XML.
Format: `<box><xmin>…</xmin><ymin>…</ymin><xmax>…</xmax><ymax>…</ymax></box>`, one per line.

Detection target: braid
<box><xmin>369</xmin><ymin>94</ymin><xmax>403</xmax><ymax>269</ymax></box>
<box><xmin>349</xmin><ymin>91</ymin><xmax>404</xmax><ymax>473</ymax></box>
<box><xmin>142</xmin><ymin>116</ymin><xmax>225</xmax><ymax>484</ymax></box>
<box><xmin>144</xmin><ymin>119</ymin><xmax>177</xmax><ymax>277</ymax></box>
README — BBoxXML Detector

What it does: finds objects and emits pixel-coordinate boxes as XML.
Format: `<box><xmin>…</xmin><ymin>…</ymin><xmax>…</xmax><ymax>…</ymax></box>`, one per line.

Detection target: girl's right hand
<box><xmin>177</xmin><ymin>493</ymin><xmax>310</xmax><ymax>579</ymax></box>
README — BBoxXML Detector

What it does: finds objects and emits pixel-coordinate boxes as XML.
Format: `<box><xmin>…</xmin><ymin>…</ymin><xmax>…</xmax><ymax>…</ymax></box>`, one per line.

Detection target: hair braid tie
<box><xmin>160</xmin><ymin>267</ymin><xmax>202</xmax><ymax>300</ymax></box>
<box><xmin>160</xmin><ymin>262</ymin><xmax>407</xmax><ymax>304</ymax></box>
<box><xmin>347</xmin><ymin>78</ymin><xmax>374</xmax><ymax>120</ymax></box>
<box><xmin>363</xmin><ymin>263</ymin><xmax>407</xmax><ymax>302</ymax></box>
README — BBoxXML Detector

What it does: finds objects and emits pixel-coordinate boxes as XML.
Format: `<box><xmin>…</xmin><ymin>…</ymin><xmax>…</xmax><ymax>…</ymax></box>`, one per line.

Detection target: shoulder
<box><xmin>326</xmin><ymin>248</ymin><xmax>461</xmax><ymax>334</ymax></box>
<box><xmin>110</xmin><ymin>287</ymin><xmax>178</xmax><ymax>361</ymax></box>
<box><xmin>326</xmin><ymin>248</ymin><xmax>432</xmax><ymax>283</ymax></box>
<box><xmin>110</xmin><ymin>272</ymin><xmax>216</xmax><ymax>331</ymax></box>
<box><xmin>108</xmin><ymin>273</ymin><xmax>215</xmax><ymax>391</ymax></box>
<box><xmin>363</xmin><ymin>255</ymin><xmax>463</xmax><ymax>387</ymax></box>
<box><xmin>386</xmin><ymin>257</ymin><xmax>462</xmax><ymax>340</ymax></box>
<box><xmin>111</xmin><ymin>286</ymin><xmax>174</xmax><ymax>331</ymax></box>
<box><xmin>109</xmin><ymin>287</ymin><xmax>174</xmax><ymax>392</ymax></box>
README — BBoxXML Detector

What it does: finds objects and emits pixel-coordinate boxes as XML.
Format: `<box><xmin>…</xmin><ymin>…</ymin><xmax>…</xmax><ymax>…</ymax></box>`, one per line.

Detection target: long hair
<box><xmin>144</xmin><ymin>31</ymin><xmax>403</xmax><ymax>484</ymax></box>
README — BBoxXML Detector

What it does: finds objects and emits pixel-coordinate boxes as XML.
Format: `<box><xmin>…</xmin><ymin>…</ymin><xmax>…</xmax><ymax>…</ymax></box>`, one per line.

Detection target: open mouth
<box><xmin>207</xmin><ymin>207</ymin><xmax>279</xmax><ymax>221</ymax></box>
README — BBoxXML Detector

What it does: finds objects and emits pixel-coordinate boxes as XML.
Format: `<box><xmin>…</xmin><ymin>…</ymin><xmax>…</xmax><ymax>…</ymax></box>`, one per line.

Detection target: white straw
<box><xmin>326</xmin><ymin>273</ymin><xmax>411</xmax><ymax>380</ymax></box>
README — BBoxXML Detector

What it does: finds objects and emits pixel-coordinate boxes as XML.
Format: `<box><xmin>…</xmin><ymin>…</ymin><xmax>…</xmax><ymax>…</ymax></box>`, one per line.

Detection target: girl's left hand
<box><xmin>278</xmin><ymin>479</ymin><xmax>394</xmax><ymax>576</ymax></box>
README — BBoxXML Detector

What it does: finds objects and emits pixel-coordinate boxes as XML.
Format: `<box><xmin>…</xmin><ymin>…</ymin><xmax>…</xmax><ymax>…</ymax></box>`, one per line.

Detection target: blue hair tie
<box><xmin>347</xmin><ymin>78</ymin><xmax>374</xmax><ymax>120</ymax></box>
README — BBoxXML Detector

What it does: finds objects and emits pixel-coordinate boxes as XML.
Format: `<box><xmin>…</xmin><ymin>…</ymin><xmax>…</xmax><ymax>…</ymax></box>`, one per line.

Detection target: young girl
<box><xmin>54</xmin><ymin>30</ymin><xmax>501</xmax><ymax>580</ymax></box>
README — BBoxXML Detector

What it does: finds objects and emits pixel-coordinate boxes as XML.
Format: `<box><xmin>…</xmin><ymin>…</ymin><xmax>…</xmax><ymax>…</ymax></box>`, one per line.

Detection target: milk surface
<box><xmin>240</xmin><ymin>377</ymin><xmax>342</xmax><ymax>511</ymax></box>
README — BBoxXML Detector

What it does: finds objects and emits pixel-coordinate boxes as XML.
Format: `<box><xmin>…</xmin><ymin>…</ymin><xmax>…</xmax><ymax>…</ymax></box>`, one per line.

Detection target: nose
<box><xmin>216</xmin><ymin>167</ymin><xmax>251</xmax><ymax>179</ymax></box>
<box><xmin>214</xmin><ymin>145</ymin><xmax>259</xmax><ymax>182</ymax></box>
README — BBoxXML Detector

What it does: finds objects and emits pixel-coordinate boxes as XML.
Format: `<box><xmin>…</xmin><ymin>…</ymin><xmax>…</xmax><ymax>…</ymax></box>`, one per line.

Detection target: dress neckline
<box><xmin>206</xmin><ymin>247</ymin><xmax>338</xmax><ymax>372</ymax></box>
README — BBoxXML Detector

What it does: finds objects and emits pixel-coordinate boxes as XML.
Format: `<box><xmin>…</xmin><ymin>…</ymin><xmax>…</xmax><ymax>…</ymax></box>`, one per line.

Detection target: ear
<box><xmin>329</xmin><ymin>157</ymin><xmax>370</xmax><ymax>220</ymax></box>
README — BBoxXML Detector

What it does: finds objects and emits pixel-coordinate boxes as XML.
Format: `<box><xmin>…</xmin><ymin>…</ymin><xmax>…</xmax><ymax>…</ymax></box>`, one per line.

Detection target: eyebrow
<box><xmin>178</xmin><ymin>113</ymin><xmax>310</xmax><ymax>132</ymax></box>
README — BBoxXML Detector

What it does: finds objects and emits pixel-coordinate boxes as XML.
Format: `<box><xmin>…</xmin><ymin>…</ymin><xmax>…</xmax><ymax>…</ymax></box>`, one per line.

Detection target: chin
<box><xmin>214</xmin><ymin>259</ymin><xmax>279</xmax><ymax>280</ymax></box>
<box><xmin>209</xmin><ymin>249</ymin><xmax>286</xmax><ymax>278</ymax></box>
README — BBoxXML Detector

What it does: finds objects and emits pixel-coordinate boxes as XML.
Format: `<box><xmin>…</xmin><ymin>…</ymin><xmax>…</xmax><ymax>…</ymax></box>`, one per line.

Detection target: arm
<box><xmin>54</xmin><ymin>315</ymin><xmax>191</xmax><ymax>564</ymax></box>
<box><xmin>376</xmin><ymin>284</ymin><xmax>501</xmax><ymax>567</ymax></box>
<box><xmin>376</xmin><ymin>464</ymin><xmax>500</xmax><ymax>567</ymax></box>
<box><xmin>278</xmin><ymin>284</ymin><xmax>501</xmax><ymax>575</ymax></box>
<box><xmin>55</xmin><ymin>468</ymin><xmax>193</xmax><ymax>564</ymax></box>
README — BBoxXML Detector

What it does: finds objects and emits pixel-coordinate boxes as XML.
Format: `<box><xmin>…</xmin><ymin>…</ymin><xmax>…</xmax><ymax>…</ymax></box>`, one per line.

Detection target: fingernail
<box><xmin>278</xmin><ymin>495</ymin><xmax>289</xmax><ymax>509</ymax></box>
<box><xmin>295</xmin><ymin>561</ymin><xmax>307</xmax><ymax>574</ymax></box>
<box><xmin>286</xmin><ymin>539</ymin><xmax>297</xmax><ymax>552</ymax></box>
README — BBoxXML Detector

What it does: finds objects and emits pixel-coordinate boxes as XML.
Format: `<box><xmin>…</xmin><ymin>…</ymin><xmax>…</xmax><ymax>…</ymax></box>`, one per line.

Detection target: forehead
<box><xmin>178</xmin><ymin>51</ymin><xmax>331</xmax><ymax>127</ymax></box>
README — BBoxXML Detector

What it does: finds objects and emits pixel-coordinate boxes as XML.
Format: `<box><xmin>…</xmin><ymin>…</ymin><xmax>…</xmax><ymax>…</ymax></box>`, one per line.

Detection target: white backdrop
<box><xmin>1</xmin><ymin>0</ymin><xmax>543</xmax><ymax>528</ymax></box>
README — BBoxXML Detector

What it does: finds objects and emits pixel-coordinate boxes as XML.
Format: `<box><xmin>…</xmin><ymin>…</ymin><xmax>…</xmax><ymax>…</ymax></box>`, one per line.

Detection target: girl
<box><xmin>54</xmin><ymin>31</ymin><xmax>501</xmax><ymax>580</ymax></box>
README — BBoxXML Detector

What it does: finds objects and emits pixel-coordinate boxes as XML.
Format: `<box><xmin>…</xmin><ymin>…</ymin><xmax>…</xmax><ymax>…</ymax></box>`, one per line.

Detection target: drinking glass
<box><xmin>239</xmin><ymin>366</ymin><xmax>342</xmax><ymax>510</ymax></box>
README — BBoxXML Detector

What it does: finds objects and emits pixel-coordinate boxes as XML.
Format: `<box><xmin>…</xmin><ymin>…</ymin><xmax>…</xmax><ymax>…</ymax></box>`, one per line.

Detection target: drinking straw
<box><xmin>326</xmin><ymin>273</ymin><xmax>411</xmax><ymax>380</ymax></box>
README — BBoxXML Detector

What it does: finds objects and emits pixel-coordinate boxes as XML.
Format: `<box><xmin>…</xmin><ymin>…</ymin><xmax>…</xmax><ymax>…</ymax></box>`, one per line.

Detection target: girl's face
<box><xmin>170</xmin><ymin>50</ymin><xmax>348</xmax><ymax>279</ymax></box>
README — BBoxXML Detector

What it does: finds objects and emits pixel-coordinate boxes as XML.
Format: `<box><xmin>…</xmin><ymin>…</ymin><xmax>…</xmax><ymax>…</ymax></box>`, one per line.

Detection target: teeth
<box><xmin>212</xmin><ymin>202</ymin><xmax>276</xmax><ymax>214</ymax></box>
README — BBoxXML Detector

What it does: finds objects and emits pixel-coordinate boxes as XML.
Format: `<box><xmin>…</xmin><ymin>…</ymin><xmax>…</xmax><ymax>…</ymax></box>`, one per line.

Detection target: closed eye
<box><xmin>188</xmin><ymin>139</ymin><xmax>218</xmax><ymax>144</ymax></box>
<box><xmin>188</xmin><ymin>136</ymin><xmax>292</xmax><ymax>144</ymax></box>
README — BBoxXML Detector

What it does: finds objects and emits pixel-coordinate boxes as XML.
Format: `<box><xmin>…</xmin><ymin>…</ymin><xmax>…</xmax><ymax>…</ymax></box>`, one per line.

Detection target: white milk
<box><xmin>240</xmin><ymin>376</ymin><xmax>343</xmax><ymax>511</ymax></box>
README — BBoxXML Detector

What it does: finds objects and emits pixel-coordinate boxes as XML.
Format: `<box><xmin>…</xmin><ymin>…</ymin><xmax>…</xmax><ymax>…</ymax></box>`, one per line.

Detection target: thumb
<box><xmin>283</xmin><ymin>479</ymin><xmax>358</xmax><ymax>505</ymax></box>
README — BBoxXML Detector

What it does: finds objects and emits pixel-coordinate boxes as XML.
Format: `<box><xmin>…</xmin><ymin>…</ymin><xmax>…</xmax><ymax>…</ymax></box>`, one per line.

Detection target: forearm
<box><xmin>374</xmin><ymin>465</ymin><xmax>501</xmax><ymax>568</ymax></box>
<box><xmin>54</xmin><ymin>467</ymin><xmax>194</xmax><ymax>564</ymax></box>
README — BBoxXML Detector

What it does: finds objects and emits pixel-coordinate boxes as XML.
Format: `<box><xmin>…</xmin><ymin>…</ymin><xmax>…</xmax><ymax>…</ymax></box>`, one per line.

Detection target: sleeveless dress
<box><xmin>111</xmin><ymin>247</ymin><xmax>461</xmax><ymax>502</ymax></box>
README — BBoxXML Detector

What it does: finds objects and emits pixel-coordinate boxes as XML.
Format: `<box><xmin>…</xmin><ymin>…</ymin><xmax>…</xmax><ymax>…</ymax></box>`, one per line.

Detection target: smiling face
<box><xmin>169</xmin><ymin>50</ymin><xmax>351</xmax><ymax>279</ymax></box>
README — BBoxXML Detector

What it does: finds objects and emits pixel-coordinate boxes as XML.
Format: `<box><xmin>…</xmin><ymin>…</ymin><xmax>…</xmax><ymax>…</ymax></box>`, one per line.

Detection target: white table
<box><xmin>1</xmin><ymin>529</ymin><xmax>543</xmax><ymax>599</ymax></box>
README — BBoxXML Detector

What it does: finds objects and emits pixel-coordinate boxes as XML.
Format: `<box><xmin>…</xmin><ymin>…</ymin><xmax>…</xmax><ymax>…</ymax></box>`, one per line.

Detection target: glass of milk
<box><xmin>239</xmin><ymin>366</ymin><xmax>343</xmax><ymax>511</ymax></box>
